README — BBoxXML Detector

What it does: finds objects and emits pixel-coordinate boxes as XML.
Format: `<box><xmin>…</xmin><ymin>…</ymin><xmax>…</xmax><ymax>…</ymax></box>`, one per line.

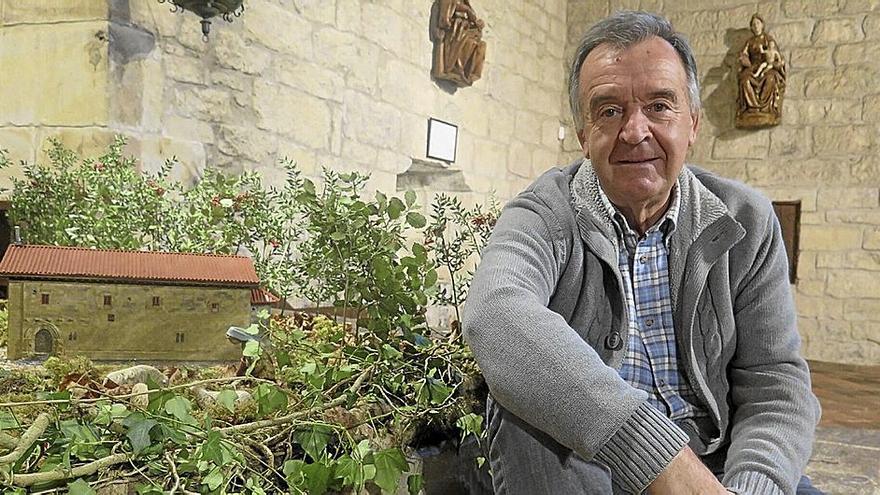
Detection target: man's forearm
<box><xmin>648</xmin><ymin>447</ymin><xmax>729</xmax><ymax>495</ymax></box>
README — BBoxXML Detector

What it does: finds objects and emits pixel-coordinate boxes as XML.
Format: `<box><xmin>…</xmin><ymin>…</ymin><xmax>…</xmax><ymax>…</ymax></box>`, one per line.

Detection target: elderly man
<box><xmin>463</xmin><ymin>11</ymin><xmax>821</xmax><ymax>495</ymax></box>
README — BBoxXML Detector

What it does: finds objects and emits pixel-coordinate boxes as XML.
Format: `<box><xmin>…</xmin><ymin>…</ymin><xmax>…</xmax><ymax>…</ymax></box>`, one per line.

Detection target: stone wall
<box><xmin>0</xmin><ymin>1</ymin><xmax>571</xmax><ymax>204</ymax></box>
<box><xmin>6</xmin><ymin>280</ymin><xmax>248</xmax><ymax>361</ymax></box>
<box><xmin>565</xmin><ymin>1</ymin><xmax>880</xmax><ymax>364</ymax></box>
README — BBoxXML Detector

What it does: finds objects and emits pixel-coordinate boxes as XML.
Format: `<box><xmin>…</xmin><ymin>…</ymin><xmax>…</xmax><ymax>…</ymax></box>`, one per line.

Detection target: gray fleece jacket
<box><xmin>462</xmin><ymin>160</ymin><xmax>820</xmax><ymax>495</ymax></box>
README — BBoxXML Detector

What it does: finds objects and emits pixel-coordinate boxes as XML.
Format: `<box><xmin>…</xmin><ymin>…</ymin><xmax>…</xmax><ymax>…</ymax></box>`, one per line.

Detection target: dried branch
<box><xmin>0</xmin><ymin>413</ymin><xmax>51</xmax><ymax>466</ymax></box>
<box><xmin>10</xmin><ymin>452</ymin><xmax>129</xmax><ymax>487</ymax></box>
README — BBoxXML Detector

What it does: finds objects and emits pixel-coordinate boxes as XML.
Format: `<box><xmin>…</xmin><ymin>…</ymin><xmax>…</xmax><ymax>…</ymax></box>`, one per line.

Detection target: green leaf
<box><xmin>406</xmin><ymin>212</ymin><xmax>427</xmax><ymax>228</ymax></box>
<box><xmin>382</xmin><ymin>344</ymin><xmax>403</xmax><ymax>360</ymax></box>
<box><xmin>67</xmin><ymin>478</ymin><xmax>97</xmax><ymax>495</ymax></box>
<box><xmin>216</xmin><ymin>390</ymin><xmax>238</xmax><ymax>414</ymax></box>
<box><xmin>387</xmin><ymin>198</ymin><xmax>405</xmax><ymax>219</ymax></box>
<box><xmin>283</xmin><ymin>459</ymin><xmax>305</xmax><ymax>481</ymax></box>
<box><xmin>335</xmin><ymin>455</ymin><xmax>365</xmax><ymax>488</ymax></box>
<box><xmin>330</xmin><ymin>231</ymin><xmax>345</xmax><ymax>241</ymax></box>
<box><xmin>294</xmin><ymin>425</ymin><xmax>332</xmax><ymax>461</ymax></box>
<box><xmin>164</xmin><ymin>396</ymin><xmax>192</xmax><ymax>422</ymax></box>
<box><xmin>301</xmin><ymin>461</ymin><xmax>332</xmax><ymax>495</ymax></box>
<box><xmin>122</xmin><ymin>413</ymin><xmax>158</xmax><ymax>454</ymax></box>
<box><xmin>0</xmin><ymin>411</ymin><xmax>20</xmax><ymax>430</ymax></box>
<box><xmin>300</xmin><ymin>361</ymin><xmax>317</xmax><ymax>375</ymax></box>
<box><xmin>253</xmin><ymin>383</ymin><xmax>288</xmax><ymax>416</ymax></box>
<box><xmin>424</xmin><ymin>268</ymin><xmax>438</xmax><ymax>288</ymax></box>
<box><xmin>243</xmin><ymin>323</ymin><xmax>260</xmax><ymax>335</ymax></box>
<box><xmin>242</xmin><ymin>340</ymin><xmax>261</xmax><ymax>357</ymax></box>
<box><xmin>404</xmin><ymin>190</ymin><xmax>416</xmax><ymax>207</ymax></box>
<box><xmin>203</xmin><ymin>466</ymin><xmax>224</xmax><ymax>491</ymax></box>
<box><xmin>455</xmin><ymin>413</ymin><xmax>483</xmax><ymax>441</ymax></box>
<box><xmin>372</xmin><ymin>448</ymin><xmax>408</xmax><ymax>493</ymax></box>
<box><xmin>407</xmin><ymin>474</ymin><xmax>424</xmax><ymax>495</ymax></box>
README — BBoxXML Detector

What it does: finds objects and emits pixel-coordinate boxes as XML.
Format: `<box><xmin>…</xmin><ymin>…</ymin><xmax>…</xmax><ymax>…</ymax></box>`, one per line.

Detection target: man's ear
<box><xmin>688</xmin><ymin>110</ymin><xmax>701</xmax><ymax>147</ymax></box>
<box><xmin>577</xmin><ymin>129</ymin><xmax>590</xmax><ymax>158</ymax></box>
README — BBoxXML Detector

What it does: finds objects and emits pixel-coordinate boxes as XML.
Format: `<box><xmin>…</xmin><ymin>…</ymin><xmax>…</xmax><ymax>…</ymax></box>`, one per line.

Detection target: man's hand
<box><xmin>647</xmin><ymin>447</ymin><xmax>729</xmax><ymax>495</ymax></box>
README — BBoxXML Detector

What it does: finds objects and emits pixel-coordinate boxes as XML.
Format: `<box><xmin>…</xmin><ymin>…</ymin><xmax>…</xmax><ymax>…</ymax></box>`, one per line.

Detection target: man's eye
<box><xmin>649</xmin><ymin>102</ymin><xmax>670</xmax><ymax>112</ymax></box>
<box><xmin>600</xmin><ymin>108</ymin><xmax>620</xmax><ymax>118</ymax></box>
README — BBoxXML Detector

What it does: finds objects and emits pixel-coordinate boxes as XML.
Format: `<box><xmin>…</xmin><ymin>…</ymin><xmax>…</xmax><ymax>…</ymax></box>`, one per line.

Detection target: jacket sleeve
<box><xmin>723</xmin><ymin>209</ymin><xmax>821</xmax><ymax>495</ymax></box>
<box><xmin>462</xmin><ymin>191</ymin><xmax>689</xmax><ymax>493</ymax></box>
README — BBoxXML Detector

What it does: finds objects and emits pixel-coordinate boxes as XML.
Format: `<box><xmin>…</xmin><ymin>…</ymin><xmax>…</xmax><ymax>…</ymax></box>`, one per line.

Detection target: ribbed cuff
<box><xmin>594</xmin><ymin>402</ymin><xmax>689</xmax><ymax>494</ymax></box>
<box><xmin>725</xmin><ymin>471</ymin><xmax>785</xmax><ymax>495</ymax></box>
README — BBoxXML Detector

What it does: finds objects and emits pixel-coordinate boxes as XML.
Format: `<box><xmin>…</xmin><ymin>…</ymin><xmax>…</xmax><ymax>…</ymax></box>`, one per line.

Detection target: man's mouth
<box><xmin>614</xmin><ymin>157</ymin><xmax>659</xmax><ymax>165</ymax></box>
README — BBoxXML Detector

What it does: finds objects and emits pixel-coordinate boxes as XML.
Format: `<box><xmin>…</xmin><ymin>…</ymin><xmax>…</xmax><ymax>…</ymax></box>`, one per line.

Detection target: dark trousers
<box><xmin>487</xmin><ymin>399</ymin><xmax>825</xmax><ymax>494</ymax></box>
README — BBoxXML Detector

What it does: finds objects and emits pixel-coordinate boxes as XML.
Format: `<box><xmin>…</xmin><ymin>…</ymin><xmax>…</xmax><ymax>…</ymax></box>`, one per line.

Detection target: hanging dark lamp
<box><xmin>158</xmin><ymin>0</ymin><xmax>244</xmax><ymax>40</ymax></box>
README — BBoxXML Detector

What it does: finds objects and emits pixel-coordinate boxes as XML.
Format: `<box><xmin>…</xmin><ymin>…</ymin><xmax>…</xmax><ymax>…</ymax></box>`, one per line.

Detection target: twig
<box><xmin>216</xmin><ymin>367</ymin><xmax>371</xmax><ymax>435</ymax></box>
<box><xmin>0</xmin><ymin>376</ymin><xmax>277</xmax><ymax>408</ymax></box>
<box><xmin>10</xmin><ymin>452</ymin><xmax>129</xmax><ymax>487</ymax></box>
<box><xmin>166</xmin><ymin>452</ymin><xmax>180</xmax><ymax>495</ymax></box>
<box><xmin>0</xmin><ymin>431</ymin><xmax>18</xmax><ymax>451</ymax></box>
<box><xmin>0</xmin><ymin>412</ymin><xmax>51</xmax><ymax>466</ymax></box>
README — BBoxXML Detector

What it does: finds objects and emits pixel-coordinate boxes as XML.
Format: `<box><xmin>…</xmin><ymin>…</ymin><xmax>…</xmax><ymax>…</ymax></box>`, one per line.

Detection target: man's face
<box><xmin>576</xmin><ymin>37</ymin><xmax>699</xmax><ymax>211</ymax></box>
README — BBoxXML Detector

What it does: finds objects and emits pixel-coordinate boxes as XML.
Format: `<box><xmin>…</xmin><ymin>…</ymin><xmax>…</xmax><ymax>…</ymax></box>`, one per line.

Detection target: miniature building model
<box><xmin>0</xmin><ymin>245</ymin><xmax>265</xmax><ymax>361</ymax></box>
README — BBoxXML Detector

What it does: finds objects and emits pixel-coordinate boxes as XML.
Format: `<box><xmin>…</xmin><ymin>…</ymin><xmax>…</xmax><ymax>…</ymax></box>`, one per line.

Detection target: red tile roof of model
<box><xmin>0</xmin><ymin>244</ymin><xmax>260</xmax><ymax>286</ymax></box>
<box><xmin>250</xmin><ymin>287</ymin><xmax>281</xmax><ymax>305</ymax></box>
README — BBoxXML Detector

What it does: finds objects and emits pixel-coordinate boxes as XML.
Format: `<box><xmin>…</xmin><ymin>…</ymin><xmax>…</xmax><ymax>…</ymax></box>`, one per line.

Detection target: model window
<box><xmin>104</xmin><ymin>295</ymin><xmax>112</xmax><ymax>306</ymax></box>
<box><xmin>108</xmin><ymin>314</ymin><xmax>115</xmax><ymax>322</ymax></box>
<box><xmin>68</xmin><ymin>332</ymin><xmax>77</xmax><ymax>341</ymax></box>
<box><xmin>152</xmin><ymin>296</ymin><xmax>161</xmax><ymax>306</ymax></box>
<box><xmin>175</xmin><ymin>332</ymin><xmax>185</xmax><ymax>343</ymax></box>
<box><xmin>41</xmin><ymin>293</ymin><xmax>49</xmax><ymax>304</ymax></box>
<box><xmin>211</xmin><ymin>303</ymin><xmax>219</xmax><ymax>313</ymax></box>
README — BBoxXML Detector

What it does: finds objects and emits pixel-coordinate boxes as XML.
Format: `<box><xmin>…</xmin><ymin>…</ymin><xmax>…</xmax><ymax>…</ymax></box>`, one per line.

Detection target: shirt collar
<box><xmin>595</xmin><ymin>178</ymin><xmax>681</xmax><ymax>241</ymax></box>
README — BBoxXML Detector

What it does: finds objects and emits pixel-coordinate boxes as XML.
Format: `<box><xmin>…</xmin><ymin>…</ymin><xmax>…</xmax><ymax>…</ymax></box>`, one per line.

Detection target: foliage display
<box><xmin>0</xmin><ymin>138</ymin><xmax>500</xmax><ymax>493</ymax></box>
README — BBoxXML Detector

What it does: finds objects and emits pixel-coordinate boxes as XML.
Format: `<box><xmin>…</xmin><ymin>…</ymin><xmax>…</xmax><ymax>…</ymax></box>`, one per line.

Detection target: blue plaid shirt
<box><xmin>597</xmin><ymin>185</ymin><xmax>706</xmax><ymax>421</ymax></box>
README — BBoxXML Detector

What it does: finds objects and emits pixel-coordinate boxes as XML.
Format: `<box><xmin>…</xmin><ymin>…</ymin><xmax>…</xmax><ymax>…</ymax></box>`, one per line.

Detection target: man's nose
<box><xmin>618</xmin><ymin>109</ymin><xmax>650</xmax><ymax>144</ymax></box>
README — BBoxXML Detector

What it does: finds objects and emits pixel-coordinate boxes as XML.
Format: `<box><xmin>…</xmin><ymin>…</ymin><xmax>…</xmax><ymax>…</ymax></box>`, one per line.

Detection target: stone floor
<box><xmin>805</xmin><ymin>360</ymin><xmax>880</xmax><ymax>495</ymax></box>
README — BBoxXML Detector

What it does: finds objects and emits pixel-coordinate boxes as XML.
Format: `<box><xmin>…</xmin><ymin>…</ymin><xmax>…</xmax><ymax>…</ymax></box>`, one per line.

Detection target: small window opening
<box><xmin>107</xmin><ymin>314</ymin><xmax>115</xmax><ymax>322</ymax></box>
<box><xmin>211</xmin><ymin>303</ymin><xmax>219</xmax><ymax>313</ymax></box>
<box><xmin>175</xmin><ymin>332</ymin><xmax>185</xmax><ymax>343</ymax></box>
<box><xmin>41</xmin><ymin>293</ymin><xmax>49</xmax><ymax>304</ymax></box>
<box><xmin>104</xmin><ymin>295</ymin><xmax>112</xmax><ymax>306</ymax></box>
<box><xmin>152</xmin><ymin>296</ymin><xmax>161</xmax><ymax>306</ymax></box>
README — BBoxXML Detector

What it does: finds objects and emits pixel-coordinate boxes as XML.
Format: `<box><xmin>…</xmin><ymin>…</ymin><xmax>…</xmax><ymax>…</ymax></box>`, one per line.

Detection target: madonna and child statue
<box><xmin>736</xmin><ymin>14</ymin><xmax>787</xmax><ymax>128</ymax></box>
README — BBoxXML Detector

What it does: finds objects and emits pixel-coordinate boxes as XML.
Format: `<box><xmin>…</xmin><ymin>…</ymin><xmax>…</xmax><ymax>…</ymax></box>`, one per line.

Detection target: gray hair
<box><xmin>568</xmin><ymin>11</ymin><xmax>701</xmax><ymax>131</ymax></box>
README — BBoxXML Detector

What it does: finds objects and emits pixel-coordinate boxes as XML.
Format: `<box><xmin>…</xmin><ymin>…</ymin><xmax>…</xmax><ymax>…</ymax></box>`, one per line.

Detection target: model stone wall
<box><xmin>6</xmin><ymin>280</ymin><xmax>248</xmax><ymax>361</ymax></box>
<box><xmin>565</xmin><ymin>0</ymin><xmax>880</xmax><ymax>365</ymax></box>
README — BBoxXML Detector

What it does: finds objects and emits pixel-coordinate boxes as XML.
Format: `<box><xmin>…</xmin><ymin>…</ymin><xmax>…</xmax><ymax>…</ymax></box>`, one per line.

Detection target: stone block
<box><xmin>818</xmin><ymin>188</ymin><xmax>879</xmax><ymax>209</ymax></box>
<box><xmin>789</xmin><ymin>98</ymin><xmax>862</xmax><ymax>125</ymax></box>
<box><xmin>34</xmin><ymin>127</ymin><xmax>115</xmax><ymax>165</ymax></box>
<box><xmin>341</xmin><ymin>90</ymin><xmax>402</xmax><ymax>150</ymax></box>
<box><xmin>813</xmin><ymin>125</ymin><xmax>873</xmax><ymax>155</ymax></box>
<box><xmin>826</xmin><ymin>210</ymin><xmax>880</xmax><ymax>224</ymax></box>
<box><xmin>833</xmin><ymin>42</ymin><xmax>880</xmax><ymax>65</ymax></box>
<box><xmin>795</xmin><ymin>293</ymin><xmax>844</xmax><ymax>319</ymax></box>
<box><xmin>532</xmin><ymin>148</ymin><xmax>560</xmax><ymax>176</ymax></box>
<box><xmin>865</xmin><ymin>13</ymin><xmax>880</xmax><ymax>38</ymax></box>
<box><xmin>840</xmin><ymin>0</ymin><xmax>880</xmax><ymax>13</ymax></box>
<box><xmin>800</xmin><ymin>226</ymin><xmax>863</xmax><ymax>251</ymax></box>
<box><xmin>759</xmin><ymin>186</ymin><xmax>818</xmax><ymax>211</ymax></box>
<box><xmin>335</xmin><ymin>0</ymin><xmax>362</xmax><ymax>35</ymax></box>
<box><xmin>163</xmin><ymin>115</ymin><xmax>215</xmax><ymax>144</ymax></box>
<box><xmin>507</xmin><ymin>141</ymin><xmax>532</xmax><ymax>178</ymax></box>
<box><xmin>747</xmin><ymin>159</ymin><xmax>851</xmax><ymax>187</ymax></box>
<box><xmin>0</xmin><ymin>23</ymin><xmax>110</xmax><ymax>126</ymax></box>
<box><xmin>340</xmin><ymin>138</ymin><xmax>378</xmax><ymax>170</ymax></box>
<box><xmin>845</xmin><ymin>299</ymin><xmax>880</xmax><ymax>321</ymax></box>
<box><xmin>254</xmin><ymin>81</ymin><xmax>333</xmax><ymax>150</ymax></box>
<box><xmin>163</xmin><ymin>53</ymin><xmax>204</xmax><ymax>84</ymax></box>
<box><xmin>296</xmin><ymin>0</ymin><xmax>337</xmax><ymax>25</ymax></box>
<box><xmin>783</xmin><ymin>0</ymin><xmax>841</xmax><ymax>16</ymax></box>
<box><xmin>812</xmin><ymin>17</ymin><xmax>865</xmax><ymax>44</ymax></box>
<box><xmin>378</xmin><ymin>58</ymin><xmax>432</xmax><ymax>115</ymax></box>
<box><xmin>817</xmin><ymin>250</ymin><xmax>880</xmax><ymax>270</ymax></box>
<box><xmin>0</xmin><ymin>126</ymin><xmax>37</xmax><ymax>167</ymax></box>
<box><xmin>514</xmin><ymin>110</ymin><xmax>542</xmax><ymax>145</ymax></box>
<box><xmin>711</xmin><ymin>131</ymin><xmax>769</xmax><ymax>160</ymax></box>
<box><xmin>361</xmin><ymin>2</ymin><xmax>408</xmax><ymax>57</ymax></box>
<box><xmin>488</xmin><ymin>103</ymin><xmax>516</xmax><ymax>143</ymax></box>
<box><xmin>243</xmin><ymin>0</ymin><xmax>313</xmax><ymax>57</ymax></box>
<box><xmin>797</xmin><ymin>279</ymin><xmax>826</xmax><ymax>297</ymax></box>
<box><xmin>863</xmin><ymin>94</ymin><xmax>880</xmax><ymax>122</ymax></box>
<box><xmin>789</xmin><ymin>47</ymin><xmax>833</xmax><ymax>68</ymax></box>
<box><xmin>3</xmin><ymin>0</ymin><xmax>107</xmax><ymax>23</ymax></box>
<box><xmin>827</xmin><ymin>270</ymin><xmax>880</xmax><ymax>298</ymax></box>
<box><xmin>865</xmin><ymin>228</ymin><xmax>880</xmax><ymax>249</ymax></box>
<box><xmin>172</xmin><ymin>86</ymin><xmax>233</xmax><ymax>122</ymax></box>
<box><xmin>278</xmin><ymin>58</ymin><xmax>346</xmax><ymax>102</ymax></box>
<box><xmin>314</xmin><ymin>28</ymin><xmax>379</xmax><ymax>95</ymax></box>
<box><xmin>217</xmin><ymin>125</ymin><xmax>277</xmax><ymax>163</ymax></box>
<box><xmin>769</xmin><ymin>126</ymin><xmax>812</xmax><ymax>158</ymax></box>
<box><xmin>772</xmin><ymin>20</ymin><xmax>817</xmax><ymax>49</ymax></box>
<box><xmin>212</xmin><ymin>32</ymin><xmax>271</xmax><ymax>76</ymax></box>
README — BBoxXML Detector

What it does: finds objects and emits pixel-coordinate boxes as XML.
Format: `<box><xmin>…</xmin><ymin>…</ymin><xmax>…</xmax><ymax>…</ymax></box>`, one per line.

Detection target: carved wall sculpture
<box><xmin>430</xmin><ymin>0</ymin><xmax>487</xmax><ymax>87</ymax></box>
<box><xmin>736</xmin><ymin>14</ymin><xmax>786</xmax><ymax>128</ymax></box>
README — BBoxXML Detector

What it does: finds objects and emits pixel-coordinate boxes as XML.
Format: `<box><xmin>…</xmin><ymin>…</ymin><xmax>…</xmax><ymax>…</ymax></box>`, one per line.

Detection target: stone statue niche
<box><xmin>430</xmin><ymin>0</ymin><xmax>487</xmax><ymax>87</ymax></box>
<box><xmin>736</xmin><ymin>14</ymin><xmax>787</xmax><ymax>128</ymax></box>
